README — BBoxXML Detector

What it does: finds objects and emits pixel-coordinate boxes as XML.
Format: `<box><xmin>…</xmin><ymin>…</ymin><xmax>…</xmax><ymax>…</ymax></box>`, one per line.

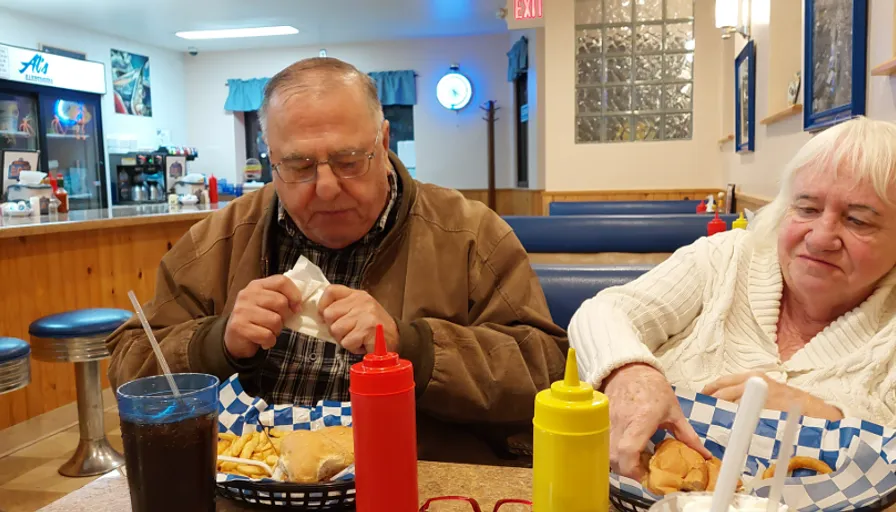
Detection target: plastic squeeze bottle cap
<box><xmin>707</xmin><ymin>211</ymin><xmax>727</xmax><ymax>236</ymax></box>
<box><xmin>732</xmin><ymin>211</ymin><xmax>748</xmax><ymax>230</ymax></box>
<box><xmin>696</xmin><ymin>200</ymin><xmax>707</xmax><ymax>213</ymax></box>
<box><xmin>534</xmin><ymin>348</ymin><xmax>608</xmax><ymax>435</ymax></box>
<box><xmin>349</xmin><ymin>324</ymin><xmax>413</xmax><ymax>395</ymax></box>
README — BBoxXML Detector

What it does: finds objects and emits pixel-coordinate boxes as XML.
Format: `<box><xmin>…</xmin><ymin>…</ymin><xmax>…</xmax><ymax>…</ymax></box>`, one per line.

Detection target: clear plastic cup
<box><xmin>116</xmin><ymin>373</ymin><xmax>219</xmax><ymax>512</ymax></box>
<box><xmin>648</xmin><ymin>492</ymin><xmax>788</xmax><ymax>512</ymax></box>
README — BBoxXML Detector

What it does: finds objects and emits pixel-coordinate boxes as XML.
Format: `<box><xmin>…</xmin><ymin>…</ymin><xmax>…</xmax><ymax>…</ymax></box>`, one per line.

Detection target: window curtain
<box><xmin>507</xmin><ymin>36</ymin><xmax>529</xmax><ymax>82</ymax></box>
<box><xmin>368</xmin><ymin>70</ymin><xmax>417</xmax><ymax>106</ymax></box>
<box><xmin>224</xmin><ymin>78</ymin><xmax>270</xmax><ymax>112</ymax></box>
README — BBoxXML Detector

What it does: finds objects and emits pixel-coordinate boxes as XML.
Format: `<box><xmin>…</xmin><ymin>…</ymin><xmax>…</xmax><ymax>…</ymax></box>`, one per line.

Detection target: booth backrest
<box><xmin>504</xmin><ymin>214</ymin><xmax>737</xmax><ymax>253</ymax></box>
<box><xmin>550</xmin><ymin>200</ymin><xmax>703</xmax><ymax>216</ymax></box>
<box><xmin>534</xmin><ymin>264</ymin><xmax>652</xmax><ymax>329</ymax></box>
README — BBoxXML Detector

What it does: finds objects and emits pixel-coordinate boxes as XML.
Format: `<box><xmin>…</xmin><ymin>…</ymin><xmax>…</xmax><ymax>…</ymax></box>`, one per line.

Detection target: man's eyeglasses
<box><xmin>272</xmin><ymin>131</ymin><xmax>381</xmax><ymax>184</ymax></box>
<box><xmin>418</xmin><ymin>496</ymin><xmax>532</xmax><ymax>512</ymax></box>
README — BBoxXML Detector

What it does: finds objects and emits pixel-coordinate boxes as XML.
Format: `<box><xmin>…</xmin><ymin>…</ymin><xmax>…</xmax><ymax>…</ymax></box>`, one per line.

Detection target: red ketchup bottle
<box><xmin>208</xmin><ymin>174</ymin><xmax>219</xmax><ymax>204</ymax></box>
<box><xmin>696</xmin><ymin>200</ymin><xmax>707</xmax><ymax>213</ymax></box>
<box><xmin>707</xmin><ymin>211</ymin><xmax>727</xmax><ymax>236</ymax></box>
<box><xmin>350</xmin><ymin>324</ymin><xmax>418</xmax><ymax>512</ymax></box>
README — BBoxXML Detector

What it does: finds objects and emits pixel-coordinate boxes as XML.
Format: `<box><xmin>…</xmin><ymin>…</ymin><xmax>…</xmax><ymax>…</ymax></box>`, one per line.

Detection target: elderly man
<box><xmin>107</xmin><ymin>57</ymin><xmax>567</xmax><ymax>462</ymax></box>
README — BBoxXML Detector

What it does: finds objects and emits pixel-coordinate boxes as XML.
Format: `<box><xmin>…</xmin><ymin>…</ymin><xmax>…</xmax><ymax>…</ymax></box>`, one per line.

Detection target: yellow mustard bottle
<box><xmin>533</xmin><ymin>347</ymin><xmax>610</xmax><ymax>512</ymax></box>
<box><xmin>732</xmin><ymin>211</ymin><xmax>748</xmax><ymax>230</ymax></box>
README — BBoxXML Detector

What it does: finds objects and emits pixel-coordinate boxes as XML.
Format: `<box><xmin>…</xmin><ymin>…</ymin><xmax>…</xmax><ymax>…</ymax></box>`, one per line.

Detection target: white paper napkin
<box><xmin>283</xmin><ymin>256</ymin><xmax>336</xmax><ymax>343</ymax></box>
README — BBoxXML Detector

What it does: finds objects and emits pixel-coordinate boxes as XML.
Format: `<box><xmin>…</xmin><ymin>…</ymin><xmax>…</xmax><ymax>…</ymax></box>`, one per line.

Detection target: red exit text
<box><xmin>515</xmin><ymin>0</ymin><xmax>543</xmax><ymax>20</ymax></box>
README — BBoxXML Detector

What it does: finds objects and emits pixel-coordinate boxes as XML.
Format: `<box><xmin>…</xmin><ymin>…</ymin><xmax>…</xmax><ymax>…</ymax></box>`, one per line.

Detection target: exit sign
<box><xmin>515</xmin><ymin>0</ymin><xmax>542</xmax><ymax>20</ymax></box>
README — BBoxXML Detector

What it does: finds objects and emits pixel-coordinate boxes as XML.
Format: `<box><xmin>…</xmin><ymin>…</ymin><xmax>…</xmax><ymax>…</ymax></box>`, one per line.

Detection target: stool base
<box><xmin>58</xmin><ymin>438</ymin><xmax>125</xmax><ymax>477</ymax></box>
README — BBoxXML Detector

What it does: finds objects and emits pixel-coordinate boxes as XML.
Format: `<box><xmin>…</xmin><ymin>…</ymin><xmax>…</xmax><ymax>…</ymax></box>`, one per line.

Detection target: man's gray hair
<box><xmin>749</xmin><ymin>116</ymin><xmax>896</xmax><ymax>244</ymax></box>
<box><xmin>258</xmin><ymin>57</ymin><xmax>384</xmax><ymax>136</ymax></box>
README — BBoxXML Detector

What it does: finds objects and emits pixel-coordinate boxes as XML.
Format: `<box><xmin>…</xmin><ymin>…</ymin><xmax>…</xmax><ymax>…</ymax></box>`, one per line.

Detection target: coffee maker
<box><xmin>110</xmin><ymin>152</ymin><xmax>167</xmax><ymax>204</ymax></box>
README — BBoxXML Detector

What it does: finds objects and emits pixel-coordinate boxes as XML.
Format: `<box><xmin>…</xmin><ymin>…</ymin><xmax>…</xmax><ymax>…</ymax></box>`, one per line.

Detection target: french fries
<box><xmin>217</xmin><ymin>430</ymin><xmax>283</xmax><ymax>479</ymax></box>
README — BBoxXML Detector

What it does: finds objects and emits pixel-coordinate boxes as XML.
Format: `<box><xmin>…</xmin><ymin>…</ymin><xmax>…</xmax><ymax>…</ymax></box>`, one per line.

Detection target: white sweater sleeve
<box><xmin>569</xmin><ymin>235</ymin><xmax>719</xmax><ymax>389</ymax></box>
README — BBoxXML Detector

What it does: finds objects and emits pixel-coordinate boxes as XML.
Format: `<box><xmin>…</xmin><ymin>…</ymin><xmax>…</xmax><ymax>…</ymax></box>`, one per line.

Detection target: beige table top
<box><xmin>0</xmin><ymin>202</ymin><xmax>228</xmax><ymax>239</ymax></box>
<box><xmin>37</xmin><ymin>461</ymin><xmax>534</xmax><ymax>511</ymax></box>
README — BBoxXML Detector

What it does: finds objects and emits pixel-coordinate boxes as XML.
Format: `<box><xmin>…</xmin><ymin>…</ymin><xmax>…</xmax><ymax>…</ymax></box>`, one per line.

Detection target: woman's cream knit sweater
<box><xmin>569</xmin><ymin>229</ymin><xmax>896</xmax><ymax>426</ymax></box>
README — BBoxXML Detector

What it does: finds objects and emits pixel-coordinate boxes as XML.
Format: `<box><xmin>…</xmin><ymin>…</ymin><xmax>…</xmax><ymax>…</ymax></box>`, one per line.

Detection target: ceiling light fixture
<box><xmin>175</xmin><ymin>26</ymin><xmax>299</xmax><ymax>40</ymax></box>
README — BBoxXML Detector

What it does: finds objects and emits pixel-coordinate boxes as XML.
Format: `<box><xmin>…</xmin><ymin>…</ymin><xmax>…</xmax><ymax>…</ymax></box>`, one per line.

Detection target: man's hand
<box><xmin>224</xmin><ymin>276</ymin><xmax>303</xmax><ymax>360</ymax></box>
<box><xmin>602</xmin><ymin>363</ymin><xmax>711</xmax><ymax>480</ymax></box>
<box><xmin>702</xmin><ymin>372</ymin><xmax>844</xmax><ymax>421</ymax></box>
<box><xmin>319</xmin><ymin>285</ymin><xmax>398</xmax><ymax>354</ymax></box>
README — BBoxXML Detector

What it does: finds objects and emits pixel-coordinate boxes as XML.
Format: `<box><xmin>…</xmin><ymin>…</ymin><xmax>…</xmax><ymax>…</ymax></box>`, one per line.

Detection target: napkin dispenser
<box><xmin>5</xmin><ymin>184</ymin><xmax>52</xmax><ymax>214</ymax></box>
<box><xmin>6</xmin><ymin>183</ymin><xmax>52</xmax><ymax>202</ymax></box>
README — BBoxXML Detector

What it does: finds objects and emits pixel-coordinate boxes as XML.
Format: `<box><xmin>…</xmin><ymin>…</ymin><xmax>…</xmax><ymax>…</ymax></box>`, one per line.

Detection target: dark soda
<box><xmin>120</xmin><ymin>411</ymin><xmax>217</xmax><ymax>512</ymax></box>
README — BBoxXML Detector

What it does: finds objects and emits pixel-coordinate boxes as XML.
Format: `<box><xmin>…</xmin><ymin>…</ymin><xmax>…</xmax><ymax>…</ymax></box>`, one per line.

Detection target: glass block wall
<box><xmin>575</xmin><ymin>0</ymin><xmax>696</xmax><ymax>143</ymax></box>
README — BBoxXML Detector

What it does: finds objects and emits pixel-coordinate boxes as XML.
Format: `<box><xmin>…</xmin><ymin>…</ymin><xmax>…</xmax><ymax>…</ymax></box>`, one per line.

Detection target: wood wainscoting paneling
<box><xmin>0</xmin><ymin>220</ymin><xmax>198</xmax><ymax>431</ymax></box>
<box><xmin>541</xmin><ymin>189</ymin><xmax>723</xmax><ymax>215</ymax></box>
<box><xmin>457</xmin><ymin>189</ymin><xmax>544</xmax><ymax>216</ymax></box>
<box><xmin>735</xmin><ymin>192</ymin><xmax>772</xmax><ymax>213</ymax></box>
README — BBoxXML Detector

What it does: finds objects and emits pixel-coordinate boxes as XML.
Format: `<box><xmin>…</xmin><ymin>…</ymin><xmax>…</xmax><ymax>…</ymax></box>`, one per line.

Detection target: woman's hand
<box><xmin>702</xmin><ymin>372</ymin><xmax>844</xmax><ymax>421</ymax></box>
<box><xmin>602</xmin><ymin>363</ymin><xmax>711</xmax><ymax>480</ymax></box>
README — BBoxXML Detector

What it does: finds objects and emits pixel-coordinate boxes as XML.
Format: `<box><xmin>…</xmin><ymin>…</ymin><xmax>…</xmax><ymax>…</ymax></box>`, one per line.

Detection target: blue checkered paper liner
<box><xmin>215</xmin><ymin>374</ymin><xmax>354</xmax><ymax>484</ymax></box>
<box><xmin>610</xmin><ymin>389</ymin><xmax>896</xmax><ymax>511</ymax></box>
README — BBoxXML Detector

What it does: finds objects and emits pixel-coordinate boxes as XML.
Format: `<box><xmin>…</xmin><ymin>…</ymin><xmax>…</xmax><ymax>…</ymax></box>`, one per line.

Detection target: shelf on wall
<box><xmin>760</xmin><ymin>104</ymin><xmax>803</xmax><ymax>126</ymax></box>
<box><xmin>47</xmin><ymin>133</ymin><xmax>90</xmax><ymax>140</ymax></box>
<box><xmin>870</xmin><ymin>57</ymin><xmax>896</xmax><ymax>76</ymax></box>
<box><xmin>718</xmin><ymin>134</ymin><xmax>734</xmax><ymax>145</ymax></box>
<box><xmin>0</xmin><ymin>130</ymin><xmax>34</xmax><ymax>138</ymax></box>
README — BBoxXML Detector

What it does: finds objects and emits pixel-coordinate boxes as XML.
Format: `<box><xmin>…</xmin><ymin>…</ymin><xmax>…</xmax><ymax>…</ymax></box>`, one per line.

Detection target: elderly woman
<box><xmin>569</xmin><ymin>117</ymin><xmax>896</xmax><ymax>479</ymax></box>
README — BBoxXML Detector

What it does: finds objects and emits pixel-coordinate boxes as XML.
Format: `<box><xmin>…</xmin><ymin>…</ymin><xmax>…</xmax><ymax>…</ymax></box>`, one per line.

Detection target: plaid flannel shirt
<box><xmin>257</xmin><ymin>172</ymin><xmax>400</xmax><ymax>406</ymax></box>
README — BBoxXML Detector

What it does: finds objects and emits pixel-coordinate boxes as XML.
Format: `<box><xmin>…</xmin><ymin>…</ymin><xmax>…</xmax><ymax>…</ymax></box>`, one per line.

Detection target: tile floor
<box><xmin>0</xmin><ymin>397</ymin><xmax>122</xmax><ymax>512</ymax></box>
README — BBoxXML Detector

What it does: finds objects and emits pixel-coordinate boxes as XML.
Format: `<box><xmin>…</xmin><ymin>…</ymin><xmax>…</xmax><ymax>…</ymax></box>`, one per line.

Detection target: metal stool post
<box><xmin>29</xmin><ymin>309</ymin><xmax>132</xmax><ymax>478</ymax></box>
<box><xmin>58</xmin><ymin>358</ymin><xmax>123</xmax><ymax>477</ymax></box>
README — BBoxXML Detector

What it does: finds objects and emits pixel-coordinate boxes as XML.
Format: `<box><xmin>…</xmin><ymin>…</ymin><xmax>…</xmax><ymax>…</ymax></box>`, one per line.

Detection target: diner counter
<box><xmin>0</xmin><ymin>202</ymin><xmax>228</xmax><ymax>239</ymax></box>
<box><xmin>38</xmin><ymin>461</ymin><xmax>535</xmax><ymax>511</ymax></box>
<box><xmin>1</xmin><ymin>202</ymin><xmax>226</xmax><ymax>431</ymax></box>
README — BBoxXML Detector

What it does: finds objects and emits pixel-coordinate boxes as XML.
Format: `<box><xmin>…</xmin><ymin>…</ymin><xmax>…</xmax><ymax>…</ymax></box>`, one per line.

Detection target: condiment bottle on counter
<box><xmin>350</xmin><ymin>324</ymin><xmax>417</xmax><ymax>512</ymax></box>
<box><xmin>732</xmin><ymin>211</ymin><xmax>748</xmax><ymax>230</ymax></box>
<box><xmin>54</xmin><ymin>175</ymin><xmax>69</xmax><ymax>214</ymax></box>
<box><xmin>533</xmin><ymin>347</ymin><xmax>609</xmax><ymax>512</ymax></box>
<box><xmin>208</xmin><ymin>174</ymin><xmax>219</xmax><ymax>204</ymax></box>
<box><xmin>696</xmin><ymin>200</ymin><xmax>707</xmax><ymax>214</ymax></box>
<box><xmin>707</xmin><ymin>211</ymin><xmax>726</xmax><ymax>236</ymax></box>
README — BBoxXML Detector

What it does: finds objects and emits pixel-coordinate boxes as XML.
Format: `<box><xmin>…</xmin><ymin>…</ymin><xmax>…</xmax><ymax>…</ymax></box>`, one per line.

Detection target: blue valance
<box><xmin>224</xmin><ymin>78</ymin><xmax>269</xmax><ymax>112</ymax></box>
<box><xmin>368</xmin><ymin>70</ymin><xmax>417</xmax><ymax>106</ymax></box>
<box><xmin>507</xmin><ymin>36</ymin><xmax>529</xmax><ymax>82</ymax></box>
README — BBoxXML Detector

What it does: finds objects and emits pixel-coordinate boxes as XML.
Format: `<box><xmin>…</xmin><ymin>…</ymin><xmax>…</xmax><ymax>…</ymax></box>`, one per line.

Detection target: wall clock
<box><xmin>436</xmin><ymin>67</ymin><xmax>472</xmax><ymax>110</ymax></box>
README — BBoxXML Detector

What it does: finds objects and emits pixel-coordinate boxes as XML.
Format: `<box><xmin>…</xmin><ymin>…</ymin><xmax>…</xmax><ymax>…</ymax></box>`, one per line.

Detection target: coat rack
<box><xmin>480</xmin><ymin>100</ymin><xmax>499</xmax><ymax>211</ymax></box>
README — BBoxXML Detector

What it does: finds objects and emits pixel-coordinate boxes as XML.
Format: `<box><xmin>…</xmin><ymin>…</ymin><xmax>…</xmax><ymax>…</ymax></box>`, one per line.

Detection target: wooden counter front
<box><xmin>0</xmin><ymin>205</ymin><xmax>221</xmax><ymax>430</ymax></box>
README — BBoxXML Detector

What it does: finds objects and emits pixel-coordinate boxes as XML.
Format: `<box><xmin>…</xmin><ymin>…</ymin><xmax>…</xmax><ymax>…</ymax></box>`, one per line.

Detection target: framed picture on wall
<box><xmin>735</xmin><ymin>41</ymin><xmax>756</xmax><ymax>154</ymax></box>
<box><xmin>803</xmin><ymin>0</ymin><xmax>868</xmax><ymax>132</ymax></box>
<box><xmin>1</xmin><ymin>149</ymin><xmax>40</xmax><ymax>199</ymax></box>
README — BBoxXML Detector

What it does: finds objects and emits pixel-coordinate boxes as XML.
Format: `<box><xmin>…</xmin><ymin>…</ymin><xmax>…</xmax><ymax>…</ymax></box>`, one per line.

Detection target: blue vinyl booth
<box><xmin>549</xmin><ymin>200</ymin><xmax>703</xmax><ymax>216</ymax></box>
<box><xmin>533</xmin><ymin>264</ymin><xmax>652</xmax><ymax>329</ymax></box>
<box><xmin>504</xmin><ymin>214</ymin><xmax>736</xmax><ymax>255</ymax></box>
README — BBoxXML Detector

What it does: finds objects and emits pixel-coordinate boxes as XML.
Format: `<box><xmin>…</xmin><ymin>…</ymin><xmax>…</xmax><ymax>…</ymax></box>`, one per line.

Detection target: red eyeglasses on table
<box><xmin>419</xmin><ymin>496</ymin><xmax>532</xmax><ymax>511</ymax></box>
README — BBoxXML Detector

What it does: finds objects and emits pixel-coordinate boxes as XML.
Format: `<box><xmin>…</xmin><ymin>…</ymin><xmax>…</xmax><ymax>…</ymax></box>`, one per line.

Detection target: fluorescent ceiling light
<box><xmin>175</xmin><ymin>26</ymin><xmax>299</xmax><ymax>40</ymax></box>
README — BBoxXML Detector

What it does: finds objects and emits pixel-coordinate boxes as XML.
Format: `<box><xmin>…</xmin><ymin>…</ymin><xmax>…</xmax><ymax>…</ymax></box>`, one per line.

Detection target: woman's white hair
<box><xmin>749</xmin><ymin>116</ymin><xmax>896</xmax><ymax>243</ymax></box>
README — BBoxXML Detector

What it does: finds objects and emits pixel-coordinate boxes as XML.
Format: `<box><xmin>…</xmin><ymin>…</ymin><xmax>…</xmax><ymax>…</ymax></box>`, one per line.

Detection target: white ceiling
<box><xmin>0</xmin><ymin>0</ymin><xmax>509</xmax><ymax>52</ymax></box>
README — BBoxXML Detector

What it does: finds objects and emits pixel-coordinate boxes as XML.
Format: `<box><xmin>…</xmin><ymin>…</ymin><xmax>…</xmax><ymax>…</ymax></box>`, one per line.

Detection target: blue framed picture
<box><xmin>735</xmin><ymin>41</ymin><xmax>756</xmax><ymax>153</ymax></box>
<box><xmin>803</xmin><ymin>0</ymin><xmax>868</xmax><ymax>132</ymax></box>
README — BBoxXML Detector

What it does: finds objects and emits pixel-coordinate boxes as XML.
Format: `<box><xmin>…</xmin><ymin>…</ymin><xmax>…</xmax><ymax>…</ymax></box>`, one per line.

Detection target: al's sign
<box><xmin>515</xmin><ymin>0</ymin><xmax>543</xmax><ymax>20</ymax></box>
<box><xmin>0</xmin><ymin>43</ymin><xmax>106</xmax><ymax>94</ymax></box>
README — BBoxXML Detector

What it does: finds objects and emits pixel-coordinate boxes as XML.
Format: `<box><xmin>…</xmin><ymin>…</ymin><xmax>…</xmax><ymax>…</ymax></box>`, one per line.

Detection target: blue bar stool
<box><xmin>0</xmin><ymin>337</ymin><xmax>30</xmax><ymax>394</ymax></box>
<box><xmin>29</xmin><ymin>308</ymin><xmax>132</xmax><ymax>477</ymax></box>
